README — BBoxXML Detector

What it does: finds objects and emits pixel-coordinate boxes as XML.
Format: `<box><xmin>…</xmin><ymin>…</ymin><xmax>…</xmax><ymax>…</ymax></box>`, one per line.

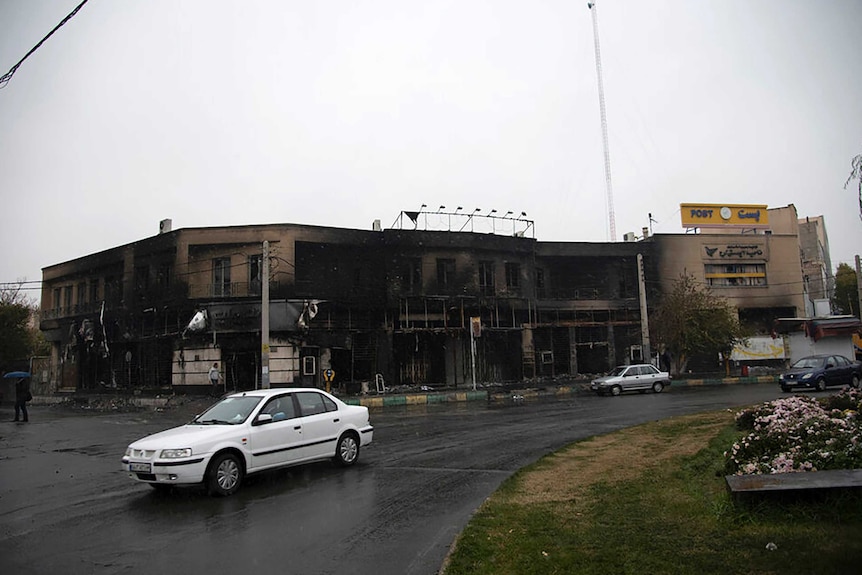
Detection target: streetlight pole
<box><xmin>261</xmin><ymin>240</ymin><xmax>270</xmax><ymax>389</ymax></box>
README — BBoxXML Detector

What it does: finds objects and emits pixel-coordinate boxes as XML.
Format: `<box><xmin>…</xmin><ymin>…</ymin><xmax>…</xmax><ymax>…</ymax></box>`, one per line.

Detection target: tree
<box><xmin>651</xmin><ymin>273</ymin><xmax>747</xmax><ymax>376</ymax></box>
<box><xmin>0</xmin><ymin>283</ymin><xmax>47</xmax><ymax>372</ymax></box>
<box><xmin>847</xmin><ymin>153</ymin><xmax>862</xmax><ymax>222</ymax></box>
<box><xmin>833</xmin><ymin>263</ymin><xmax>859</xmax><ymax>317</ymax></box>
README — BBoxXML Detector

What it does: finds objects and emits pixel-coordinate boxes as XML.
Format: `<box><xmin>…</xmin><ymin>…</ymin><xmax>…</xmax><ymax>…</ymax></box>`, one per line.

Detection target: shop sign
<box><xmin>681</xmin><ymin>203</ymin><xmax>769</xmax><ymax>228</ymax></box>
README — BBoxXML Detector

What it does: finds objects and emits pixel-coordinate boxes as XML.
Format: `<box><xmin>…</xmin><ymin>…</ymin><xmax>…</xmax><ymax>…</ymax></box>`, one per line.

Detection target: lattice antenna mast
<box><xmin>588</xmin><ymin>2</ymin><xmax>617</xmax><ymax>242</ymax></box>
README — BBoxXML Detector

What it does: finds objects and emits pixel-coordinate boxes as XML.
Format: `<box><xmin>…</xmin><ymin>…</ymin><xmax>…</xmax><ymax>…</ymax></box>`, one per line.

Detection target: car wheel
<box><xmin>815</xmin><ymin>378</ymin><xmax>827</xmax><ymax>392</ymax></box>
<box><xmin>334</xmin><ymin>432</ymin><xmax>360</xmax><ymax>467</ymax></box>
<box><xmin>610</xmin><ymin>385</ymin><xmax>622</xmax><ymax>397</ymax></box>
<box><xmin>207</xmin><ymin>452</ymin><xmax>243</xmax><ymax>496</ymax></box>
<box><xmin>652</xmin><ymin>381</ymin><xmax>664</xmax><ymax>393</ymax></box>
<box><xmin>852</xmin><ymin>375</ymin><xmax>860</xmax><ymax>389</ymax></box>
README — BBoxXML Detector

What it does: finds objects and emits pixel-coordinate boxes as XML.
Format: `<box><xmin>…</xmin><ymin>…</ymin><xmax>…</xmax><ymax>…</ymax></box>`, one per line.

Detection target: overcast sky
<box><xmin>1</xmin><ymin>0</ymin><xmax>860</xmax><ymax>296</ymax></box>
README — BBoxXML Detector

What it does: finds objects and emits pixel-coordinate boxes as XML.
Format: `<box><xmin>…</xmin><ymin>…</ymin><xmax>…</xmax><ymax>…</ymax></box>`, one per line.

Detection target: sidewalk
<box><xmin>23</xmin><ymin>374</ymin><xmax>779</xmax><ymax>412</ymax></box>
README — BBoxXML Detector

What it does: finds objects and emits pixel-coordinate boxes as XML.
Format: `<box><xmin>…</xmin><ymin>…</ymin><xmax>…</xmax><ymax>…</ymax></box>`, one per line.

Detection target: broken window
<box><xmin>403</xmin><ymin>258</ymin><xmax>422</xmax><ymax>293</ymax></box>
<box><xmin>505</xmin><ymin>262</ymin><xmax>520</xmax><ymax>290</ymax></box>
<box><xmin>479</xmin><ymin>261</ymin><xmax>496</xmax><ymax>296</ymax></box>
<box><xmin>436</xmin><ymin>258</ymin><xmax>455</xmax><ymax>289</ymax></box>
<box><xmin>248</xmin><ymin>255</ymin><xmax>262</xmax><ymax>296</ymax></box>
<box><xmin>213</xmin><ymin>257</ymin><xmax>232</xmax><ymax>297</ymax></box>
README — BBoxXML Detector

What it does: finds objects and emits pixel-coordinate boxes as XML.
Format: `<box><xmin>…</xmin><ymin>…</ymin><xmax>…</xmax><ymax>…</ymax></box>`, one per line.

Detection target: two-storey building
<box><xmin>39</xmin><ymin>214</ymin><xmax>658</xmax><ymax>394</ymax></box>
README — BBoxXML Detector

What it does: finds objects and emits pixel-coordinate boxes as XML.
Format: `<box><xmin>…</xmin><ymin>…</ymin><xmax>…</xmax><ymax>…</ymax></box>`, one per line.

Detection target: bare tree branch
<box><xmin>845</xmin><ymin>153</ymin><xmax>862</xmax><ymax>223</ymax></box>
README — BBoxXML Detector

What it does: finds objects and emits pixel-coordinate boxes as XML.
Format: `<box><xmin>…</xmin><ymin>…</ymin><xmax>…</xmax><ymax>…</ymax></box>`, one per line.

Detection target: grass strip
<box><xmin>441</xmin><ymin>410</ymin><xmax>862</xmax><ymax>575</ymax></box>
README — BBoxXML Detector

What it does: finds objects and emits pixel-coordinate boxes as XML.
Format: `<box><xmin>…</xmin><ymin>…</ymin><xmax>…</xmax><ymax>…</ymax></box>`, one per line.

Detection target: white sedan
<box><xmin>121</xmin><ymin>388</ymin><xmax>373</xmax><ymax>496</ymax></box>
<box><xmin>590</xmin><ymin>364</ymin><xmax>671</xmax><ymax>396</ymax></box>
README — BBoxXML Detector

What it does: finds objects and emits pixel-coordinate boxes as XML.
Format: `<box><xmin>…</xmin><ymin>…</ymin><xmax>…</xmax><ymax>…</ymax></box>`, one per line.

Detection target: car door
<box><xmin>620</xmin><ymin>366</ymin><xmax>639</xmax><ymax>391</ymax></box>
<box><xmin>295</xmin><ymin>391</ymin><xmax>342</xmax><ymax>461</ymax></box>
<box><xmin>247</xmin><ymin>394</ymin><xmax>304</xmax><ymax>471</ymax></box>
<box><xmin>823</xmin><ymin>356</ymin><xmax>842</xmax><ymax>386</ymax></box>
<box><xmin>831</xmin><ymin>355</ymin><xmax>851</xmax><ymax>385</ymax></box>
<box><xmin>640</xmin><ymin>365</ymin><xmax>662</xmax><ymax>388</ymax></box>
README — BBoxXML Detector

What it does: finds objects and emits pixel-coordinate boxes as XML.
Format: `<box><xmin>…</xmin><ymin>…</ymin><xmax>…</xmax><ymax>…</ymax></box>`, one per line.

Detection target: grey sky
<box><xmin>1</xmin><ymin>0</ymin><xmax>860</xmax><ymax>294</ymax></box>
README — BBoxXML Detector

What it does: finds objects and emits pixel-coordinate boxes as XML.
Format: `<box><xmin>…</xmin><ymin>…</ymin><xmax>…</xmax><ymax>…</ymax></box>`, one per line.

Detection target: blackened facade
<box><xmin>39</xmin><ymin>221</ymin><xmax>658</xmax><ymax>394</ymax></box>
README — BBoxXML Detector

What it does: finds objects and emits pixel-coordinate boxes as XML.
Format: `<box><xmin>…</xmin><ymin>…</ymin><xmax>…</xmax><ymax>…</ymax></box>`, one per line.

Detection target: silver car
<box><xmin>591</xmin><ymin>364</ymin><xmax>671</xmax><ymax>396</ymax></box>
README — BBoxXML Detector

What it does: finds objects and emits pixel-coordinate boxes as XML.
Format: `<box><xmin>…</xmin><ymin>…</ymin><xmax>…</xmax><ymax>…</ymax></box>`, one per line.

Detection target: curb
<box><xmin>346</xmin><ymin>376</ymin><xmax>780</xmax><ymax>408</ymax></box>
<box><xmin>23</xmin><ymin>376</ymin><xmax>780</xmax><ymax>411</ymax></box>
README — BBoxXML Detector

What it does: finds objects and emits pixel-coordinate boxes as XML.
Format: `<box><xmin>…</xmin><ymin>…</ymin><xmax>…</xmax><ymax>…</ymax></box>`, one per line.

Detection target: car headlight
<box><xmin>160</xmin><ymin>448</ymin><xmax>193</xmax><ymax>458</ymax></box>
<box><xmin>801</xmin><ymin>373</ymin><xmax>812</xmax><ymax>380</ymax></box>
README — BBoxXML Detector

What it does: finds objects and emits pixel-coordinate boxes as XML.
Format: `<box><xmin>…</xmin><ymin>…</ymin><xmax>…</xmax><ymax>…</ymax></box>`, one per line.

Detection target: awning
<box><xmin>774</xmin><ymin>316</ymin><xmax>862</xmax><ymax>342</ymax></box>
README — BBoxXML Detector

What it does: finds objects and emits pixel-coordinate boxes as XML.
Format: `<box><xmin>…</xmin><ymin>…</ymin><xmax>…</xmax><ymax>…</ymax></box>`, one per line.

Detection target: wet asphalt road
<box><xmin>0</xmin><ymin>385</ymin><xmax>789</xmax><ymax>575</ymax></box>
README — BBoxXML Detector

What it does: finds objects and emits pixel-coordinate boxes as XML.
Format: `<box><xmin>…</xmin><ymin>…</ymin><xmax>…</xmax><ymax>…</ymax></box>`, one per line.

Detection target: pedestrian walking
<box><xmin>14</xmin><ymin>376</ymin><xmax>32</xmax><ymax>422</ymax></box>
<box><xmin>208</xmin><ymin>362</ymin><xmax>222</xmax><ymax>397</ymax></box>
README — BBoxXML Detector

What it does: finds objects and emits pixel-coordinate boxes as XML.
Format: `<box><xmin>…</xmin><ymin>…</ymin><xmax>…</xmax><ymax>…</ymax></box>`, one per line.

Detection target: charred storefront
<box><xmin>40</xmin><ymin>218</ymin><xmax>659</xmax><ymax>394</ymax></box>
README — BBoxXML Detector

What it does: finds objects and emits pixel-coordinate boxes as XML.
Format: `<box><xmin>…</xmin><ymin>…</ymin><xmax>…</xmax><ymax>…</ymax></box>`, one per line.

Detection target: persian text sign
<box><xmin>702</xmin><ymin>242</ymin><xmax>768</xmax><ymax>259</ymax></box>
<box><xmin>681</xmin><ymin>203</ymin><xmax>769</xmax><ymax>229</ymax></box>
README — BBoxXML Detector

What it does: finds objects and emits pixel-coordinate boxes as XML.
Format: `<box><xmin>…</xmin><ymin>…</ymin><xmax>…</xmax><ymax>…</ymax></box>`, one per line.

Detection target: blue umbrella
<box><xmin>3</xmin><ymin>371</ymin><xmax>30</xmax><ymax>378</ymax></box>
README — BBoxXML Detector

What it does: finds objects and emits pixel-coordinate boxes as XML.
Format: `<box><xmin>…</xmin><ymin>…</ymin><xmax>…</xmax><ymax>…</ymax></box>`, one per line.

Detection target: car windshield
<box><xmin>791</xmin><ymin>357</ymin><xmax>824</xmax><ymax>369</ymax></box>
<box><xmin>608</xmin><ymin>366</ymin><xmax>628</xmax><ymax>376</ymax></box>
<box><xmin>192</xmin><ymin>396</ymin><xmax>263</xmax><ymax>425</ymax></box>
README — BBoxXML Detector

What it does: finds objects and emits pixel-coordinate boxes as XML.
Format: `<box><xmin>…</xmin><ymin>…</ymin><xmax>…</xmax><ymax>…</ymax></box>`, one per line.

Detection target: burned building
<box><xmin>39</xmin><ymin>215</ymin><xmax>658</xmax><ymax>394</ymax></box>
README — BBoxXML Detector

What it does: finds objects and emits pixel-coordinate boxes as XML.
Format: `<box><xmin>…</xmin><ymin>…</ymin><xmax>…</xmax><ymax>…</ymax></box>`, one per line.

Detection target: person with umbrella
<box><xmin>4</xmin><ymin>371</ymin><xmax>32</xmax><ymax>422</ymax></box>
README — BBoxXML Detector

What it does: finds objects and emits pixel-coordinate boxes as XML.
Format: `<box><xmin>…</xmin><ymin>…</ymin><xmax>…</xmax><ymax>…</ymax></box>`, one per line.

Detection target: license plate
<box><xmin>130</xmin><ymin>462</ymin><xmax>151</xmax><ymax>473</ymax></box>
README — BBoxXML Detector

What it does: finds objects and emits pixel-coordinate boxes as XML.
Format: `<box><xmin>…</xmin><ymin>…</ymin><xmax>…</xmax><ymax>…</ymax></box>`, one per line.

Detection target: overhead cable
<box><xmin>0</xmin><ymin>0</ymin><xmax>89</xmax><ymax>89</ymax></box>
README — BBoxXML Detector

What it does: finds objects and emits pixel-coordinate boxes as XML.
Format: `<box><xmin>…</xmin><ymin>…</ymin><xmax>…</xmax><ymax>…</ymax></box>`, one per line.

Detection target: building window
<box><xmin>77</xmin><ymin>282</ymin><xmax>87</xmax><ymax>306</ymax></box>
<box><xmin>63</xmin><ymin>286</ymin><xmax>73</xmax><ymax>311</ymax></box>
<box><xmin>105</xmin><ymin>275</ymin><xmax>120</xmax><ymax>305</ymax></box>
<box><xmin>479</xmin><ymin>261</ymin><xmax>496</xmax><ymax>296</ymax></box>
<box><xmin>536</xmin><ymin>268</ymin><xmax>545</xmax><ymax>297</ymax></box>
<box><xmin>53</xmin><ymin>288</ymin><xmax>61</xmax><ymax>311</ymax></box>
<box><xmin>90</xmin><ymin>280</ymin><xmax>99</xmax><ymax>303</ymax></box>
<box><xmin>505</xmin><ymin>262</ymin><xmax>520</xmax><ymax>289</ymax></box>
<box><xmin>704</xmin><ymin>263</ymin><xmax>767</xmax><ymax>287</ymax></box>
<box><xmin>437</xmin><ymin>258</ymin><xmax>455</xmax><ymax>289</ymax></box>
<box><xmin>134</xmin><ymin>265</ymin><xmax>149</xmax><ymax>295</ymax></box>
<box><xmin>213</xmin><ymin>257</ymin><xmax>232</xmax><ymax>297</ymax></box>
<box><xmin>157</xmin><ymin>263</ymin><xmax>173</xmax><ymax>290</ymax></box>
<box><xmin>403</xmin><ymin>258</ymin><xmax>422</xmax><ymax>293</ymax></box>
<box><xmin>248</xmin><ymin>255</ymin><xmax>262</xmax><ymax>296</ymax></box>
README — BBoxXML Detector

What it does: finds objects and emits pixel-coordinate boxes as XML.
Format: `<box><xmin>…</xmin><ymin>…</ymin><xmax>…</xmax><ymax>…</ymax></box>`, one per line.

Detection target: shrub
<box><xmin>725</xmin><ymin>388</ymin><xmax>862</xmax><ymax>475</ymax></box>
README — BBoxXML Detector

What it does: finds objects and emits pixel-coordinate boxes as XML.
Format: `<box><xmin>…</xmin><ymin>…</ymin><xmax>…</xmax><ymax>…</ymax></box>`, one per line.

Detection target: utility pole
<box><xmin>856</xmin><ymin>255</ymin><xmax>862</xmax><ymax>319</ymax></box>
<box><xmin>588</xmin><ymin>1</ymin><xmax>617</xmax><ymax>242</ymax></box>
<box><xmin>637</xmin><ymin>254</ymin><xmax>652</xmax><ymax>363</ymax></box>
<box><xmin>470</xmin><ymin>317</ymin><xmax>480</xmax><ymax>391</ymax></box>
<box><xmin>261</xmin><ymin>241</ymin><xmax>270</xmax><ymax>389</ymax></box>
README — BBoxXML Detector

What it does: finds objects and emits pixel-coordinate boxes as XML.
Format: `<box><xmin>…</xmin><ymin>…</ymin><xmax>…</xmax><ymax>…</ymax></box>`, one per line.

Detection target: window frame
<box><xmin>213</xmin><ymin>257</ymin><xmax>232</xmax><ymax>297</ymax></box>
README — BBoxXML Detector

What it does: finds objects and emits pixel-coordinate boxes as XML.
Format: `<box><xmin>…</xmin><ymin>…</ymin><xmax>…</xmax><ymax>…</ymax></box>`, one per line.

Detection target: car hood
<box><xmin>592</xmin><ymin>375</ymin><xmax>620</xmax><ymax>384</ymax></box>
<box><xmin>129</xmin><ymin>424</ymin><xmax>241</xmax><ymax>450</ymax></box>
<box><xmin>783</xmin><ymin>367</ymin><xmax>820</xmax><ymax>376</ymax></box>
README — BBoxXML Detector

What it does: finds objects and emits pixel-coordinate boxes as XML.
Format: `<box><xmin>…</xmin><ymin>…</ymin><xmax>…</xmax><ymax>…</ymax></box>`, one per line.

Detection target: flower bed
<box><xmin>725</xmin><ymin>388</ymin><xmax>862</xmax><ymax>475</ymax></box>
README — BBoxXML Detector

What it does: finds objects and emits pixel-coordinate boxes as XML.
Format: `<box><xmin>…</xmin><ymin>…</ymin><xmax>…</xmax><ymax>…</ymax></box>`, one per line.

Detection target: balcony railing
<box><xmin>40</xmin><ymin>301</ymin><xmax>105</xmax><ymax>321</ymax></box>
<box><xmin>187</xmin><ymin>282</ymin><xmax>266</xmax><ymax>299</ymax></box>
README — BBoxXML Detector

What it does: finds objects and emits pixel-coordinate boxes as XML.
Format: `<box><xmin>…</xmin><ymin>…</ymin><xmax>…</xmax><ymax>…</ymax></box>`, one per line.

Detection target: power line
<box><xmin>0</xmin><ymin>0</ymin><xmax>89</xmax><ymax>89</ymax></box>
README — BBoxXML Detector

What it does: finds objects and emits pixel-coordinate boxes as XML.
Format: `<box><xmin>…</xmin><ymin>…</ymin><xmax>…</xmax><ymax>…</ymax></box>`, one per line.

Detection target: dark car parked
<box><xmin>779</xmin><ymin>354</ymin><xmax>862</xmax><ymax>392</ymax></box>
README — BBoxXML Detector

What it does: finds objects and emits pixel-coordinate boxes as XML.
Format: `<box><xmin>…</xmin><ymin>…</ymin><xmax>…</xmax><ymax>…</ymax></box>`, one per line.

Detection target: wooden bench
<box><xmin>726</xmin><ymin>469</ymin><xmax>862</xmax><ymax>498</ymax></box>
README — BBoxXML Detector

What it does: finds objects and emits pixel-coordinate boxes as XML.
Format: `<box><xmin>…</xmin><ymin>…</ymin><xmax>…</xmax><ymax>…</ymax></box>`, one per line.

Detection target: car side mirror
<box><xmin>826</xmin><ymin>363</ymin><xmax>834</xmax><ymax>369</ymax></box>
<box><xmin>255</xmin><ymin>413</ymin><xmax>273</xmax><ymax>426</ymax></box>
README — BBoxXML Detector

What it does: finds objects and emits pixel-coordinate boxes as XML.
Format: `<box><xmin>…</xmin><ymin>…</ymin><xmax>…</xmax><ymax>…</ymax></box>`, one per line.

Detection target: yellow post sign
<box><xmin>680</xmin><ymin>203</ymin><xmax>769</xmax><ymax>229</ymax></box>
